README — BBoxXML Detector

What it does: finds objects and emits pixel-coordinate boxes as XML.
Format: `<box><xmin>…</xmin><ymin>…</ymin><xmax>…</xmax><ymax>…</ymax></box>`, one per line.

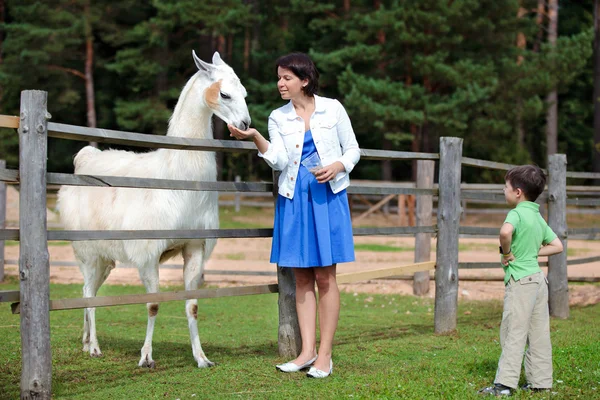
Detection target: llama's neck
<box><xmin>160</xmin><ymin>73</ymin><xmax>217</xmax><ymax>182</ymax></box>
<box><xmin>167</xmin><ymin>73</ymin><xmax>213</xmax><ymax>139</ymax></box>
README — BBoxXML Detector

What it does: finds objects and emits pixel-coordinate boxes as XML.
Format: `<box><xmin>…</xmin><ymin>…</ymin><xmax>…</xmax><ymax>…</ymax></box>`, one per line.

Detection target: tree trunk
<box><xmin>545</xmin><ymin>0</ymin><xmax>558</xmax><ymax>161</ymax></box>
<box><xmin>593</xmin><ymin>0</ymin><xmax>600</xmax><ymax>182</ymax></box>
<box><xmin>84</xmin><ymin>1</ymin><xmax>98</xmax><ymax>147</ymax></box>
<box><xmin>0</xmin><ymin>0</ymin><xmax>4</xmax><ymax>104</ymax></box>
<box><xmin>516</xmin><ymin>4</ymin><xmax>527</xmax><ymax>148</ymax></box>
<box><xmin>344</xmin><ymin>0</ymin><xmax>350</xmax><ymax>13</ymax></box>
<box><xmin>533</xmin><ymin>0</ymin><xmax>545</xmax><ymax>53</ymax></box>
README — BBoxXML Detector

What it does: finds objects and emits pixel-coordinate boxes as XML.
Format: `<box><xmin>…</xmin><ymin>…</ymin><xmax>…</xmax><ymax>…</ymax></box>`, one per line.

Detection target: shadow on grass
<box><xmin>335</xmin><ymin>322</ymin><xmax>434</xmax><ymax>346</ymax></box>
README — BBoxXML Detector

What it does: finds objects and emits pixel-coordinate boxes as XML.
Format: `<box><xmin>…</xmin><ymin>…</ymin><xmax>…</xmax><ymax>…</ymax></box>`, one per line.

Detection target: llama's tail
<box><xmin>73</xmin><ymin>146</ymin><xmax>101</xmax><ymax>173</ymax></box>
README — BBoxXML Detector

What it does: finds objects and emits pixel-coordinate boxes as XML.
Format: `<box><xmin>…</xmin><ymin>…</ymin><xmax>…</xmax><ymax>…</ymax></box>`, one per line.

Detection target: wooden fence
<box><xmin>0</xmin><ymin>90</ymin><xmax>599</xmax><ymax>398</ymax></box>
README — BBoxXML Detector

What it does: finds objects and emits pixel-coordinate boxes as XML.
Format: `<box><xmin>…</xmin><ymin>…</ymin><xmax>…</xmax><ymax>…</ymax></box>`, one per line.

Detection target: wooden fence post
<box><xmin>0</xmin><ymin>160</ymin><xmax>6</xmax><ymax>283</ymax></box>
<box><xmin>234</xmin><ymin>175</ymin><xmax>241</xmax><ymax>212</ymax></box>
<box><xmin>434</xmin><ymin>137</ymin><xmax>463</xmax><ymax>333</ymax></box>
<box><xmin>413</xmin><ymin>160</ymin><xmax>434</xmax><ymax>295</ymax></box>
<box><xmin>18</xmin><ymin>90</ymin><xmax>52</xmax><ymax>399</ymax></box>
<box><xmin>547</xmin><ymin>154</ymin><xmax>569</xmax><ymax>318</ymax></box>
<box><xmin>273</xmin><ymin>170</ymin><xmax>301</xmax><ymax>357</ymax></box>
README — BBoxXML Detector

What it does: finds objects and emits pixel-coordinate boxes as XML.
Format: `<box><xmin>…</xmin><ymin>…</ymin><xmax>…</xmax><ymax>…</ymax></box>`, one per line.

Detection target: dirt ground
<box><xmin>3</xmin><ymin>235</ymin><xmax>599</xmax><ymax>306</ymax></box>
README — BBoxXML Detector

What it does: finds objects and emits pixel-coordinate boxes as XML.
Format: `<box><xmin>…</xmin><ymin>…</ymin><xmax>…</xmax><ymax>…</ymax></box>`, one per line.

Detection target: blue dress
<box><xmin>270</xmin><ymin>130</ymin><xmax>355</xmax><ymax>267</ymax></box>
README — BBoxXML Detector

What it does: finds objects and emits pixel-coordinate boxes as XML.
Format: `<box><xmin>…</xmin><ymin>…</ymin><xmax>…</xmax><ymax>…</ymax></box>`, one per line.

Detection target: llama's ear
<box><xmin>212</xmin><ymin>52</ymin><xmax>225</xmax><ymax>66</ymax></box>
<box><xmin>193</xmin><ymin>50</ymin><xmax>213</xmax><ymax>73</ymax></box>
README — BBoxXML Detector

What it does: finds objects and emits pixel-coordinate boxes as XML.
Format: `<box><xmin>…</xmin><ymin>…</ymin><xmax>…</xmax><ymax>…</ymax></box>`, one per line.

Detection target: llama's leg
<box><xmin>183</xmin><ymin>241</ymin><xmax>214</xmax><ymax>368</ymax></box>
<box><xmin>137</xmin><ymin>262</ymin><xmax>160</xmax><ymax>368</ymax></box>
<box><xmin>80</xmin><ymin>258</ymin><xmax>114</xmax><ymax>357</ymax></box>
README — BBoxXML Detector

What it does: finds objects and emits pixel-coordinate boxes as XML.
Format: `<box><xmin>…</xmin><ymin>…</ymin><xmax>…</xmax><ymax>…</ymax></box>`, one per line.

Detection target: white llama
<box><xmin>57</xmin><ymin>51</ymin><xmax>251</xmax><ymax>368</ymax></box>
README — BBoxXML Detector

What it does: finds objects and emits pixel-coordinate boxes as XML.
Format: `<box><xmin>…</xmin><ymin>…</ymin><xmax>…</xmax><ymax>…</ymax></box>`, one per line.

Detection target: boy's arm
<box><xmin>538</xmin><ymin>237</ymin><xmax>564</xmax><ymax>257</ymax></box>
<box><xmin>499</xmin><ymin>223</ymin><xmax>514</xmax><ymax>266</ymax></box>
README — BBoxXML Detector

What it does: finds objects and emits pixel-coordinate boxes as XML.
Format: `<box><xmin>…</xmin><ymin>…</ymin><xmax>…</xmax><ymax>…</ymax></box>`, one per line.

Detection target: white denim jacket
<box><xmin>259</xmin><ymin>95</ymin><xmax>361</xmax><ymax>199</ymax></box>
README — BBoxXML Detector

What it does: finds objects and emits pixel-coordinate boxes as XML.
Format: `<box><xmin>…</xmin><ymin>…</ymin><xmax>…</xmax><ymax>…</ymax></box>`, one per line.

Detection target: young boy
<box><xmin>479</xmin><ymin>165</ymin><xmax>564</xmax><ymax>397</ymax></box>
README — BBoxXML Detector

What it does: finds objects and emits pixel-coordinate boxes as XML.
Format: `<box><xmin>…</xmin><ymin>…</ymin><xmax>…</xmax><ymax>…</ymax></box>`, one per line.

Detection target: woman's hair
<box><xmin>275</xmin><ymin>52</ymin><xmax>319</xmax><ymax>96</ymax></box>
<box><xmin>505</xmin><ymin>165</ymin><xmax>546</xmax><ymax>201</ymax></box>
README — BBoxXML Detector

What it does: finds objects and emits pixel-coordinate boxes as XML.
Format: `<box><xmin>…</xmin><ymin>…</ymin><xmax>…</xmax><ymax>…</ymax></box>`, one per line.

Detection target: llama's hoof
<box><xmin>90</xmin><ymin>348</ymin><xmax>102</xmax><ymax>358</ymax></box>
<box><xmin>197</xmin><ymin>359</ymin><xmax>215</xmax><ymax>368</ymax></box>
<box><xmin>139</xmin><ymin>356</ymin><xmax>155</xmax><ymax>369</ymax></box>
<box><xmin>82</xmin><ymin>344</ymin><xmax>90</xmax><ymax>352</ymax></box>
<box><xmin>140</xmin><ymin>360</ymin><xmax>155</xmax><ymax>369</ymax></box>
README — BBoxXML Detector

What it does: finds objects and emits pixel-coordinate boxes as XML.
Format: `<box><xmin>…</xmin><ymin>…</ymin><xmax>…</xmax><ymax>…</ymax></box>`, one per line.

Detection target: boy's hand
<box><xmin>501</xmin><ymin>252</ymin><xmax>515</xmax><ymax>266</ymax></box>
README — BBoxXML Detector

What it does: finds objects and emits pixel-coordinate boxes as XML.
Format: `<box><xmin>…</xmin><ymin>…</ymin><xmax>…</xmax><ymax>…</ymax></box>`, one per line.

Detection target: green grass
<box><xmin>1</xmin><ymin>279</ymin><xmax>598</xmax><ymax>399</ymax></box>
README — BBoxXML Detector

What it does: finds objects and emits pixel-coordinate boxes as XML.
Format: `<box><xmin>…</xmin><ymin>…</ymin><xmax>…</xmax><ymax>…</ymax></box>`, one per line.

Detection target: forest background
<box><xmin>0</xmin><ymin>0</ymin><xmax>598</xmax><ymax>185</ymax></box>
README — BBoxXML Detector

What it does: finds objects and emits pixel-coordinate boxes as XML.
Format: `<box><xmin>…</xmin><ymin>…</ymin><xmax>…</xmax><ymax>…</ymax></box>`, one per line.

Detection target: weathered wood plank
<box><xmin>0</xmin><ymin>168</ymin><xmax>19</xmax><ymax>183</ymax></box>
<box><xmin>461</xmin><ymin>157</ymin><xmax>519</xmax><ymax>171</ymax></box>
<box><xmin>0</xmin><ymin>167</ymin><xmax>441</xmax><ymax>196</ymax></box>
<box><xmin>0</xmin><ymin>290</ymin><xmax>20</xmax><ymax>302</ymax></box>
<box><xmin>46</xmin><ymin>172</ymin><xmax>272</xmax><ymax>192</ymax></box>
<box><xmin>566</xmin><ymin>198</ymin><xmax>600</xmax><ymax>206</ymax></box>
<box><xmin>18</xmin><ymin>91</ymin><xmax>52</xmax><ymax>399</ymax></box>
<box><xmin>337</xmin><ymin>261</ymin><xmax>435</xmax><ymax>284</ymax></box>
<box><xmin>435</xmin><ymin>137</ymin><xmax>463</xmax><ymax>334</ymax></box>
<box><xmin>568</xmin><ymin>227</ymin><xmax>600</xmax><ymax>239</ymax></box>
<box><xmin>565</xmin><ymin>171</ymin><xmax>600</xmax><ymax>179</ymax></box>
<box><xmin>458</xmin><ymin>226</ymin><xmax>498</xmax><ymax>236</ymax></box>
<box><xmin>47</xmin><ymin>121</ymin><xmax>439</xmax><ymax>161</ymax></box>
<box><xmin>547</xmin><ymin>154</ymin><xmax>569</xmax><ymax>319</ymax></box>
<box><xmin>0</xmin><ymin>225</ymin><xmax>438</xmax><ymax>242</ymax></box>
<box><xmin>414</xmin><ymin>160</ymin><xmax>434</xmax><ymax>295</ymax></box>
<box><xmin>48</xmin><ymin>122</ymin><xmax>258</xmax><ymax>153</ymax></box>
<box><xmin>0</xmin><ymin>115</ymin><xmax>19</xmax><ymax>128</ymax></box>
<box><xmin>347</xmin><ymin>186</ymin><xmax>437</xmax><ymax>196</ymax></box>
<box><xmin>11</xmin><ymin>284</ymin><xmax>278</xmax><ymax>313</ymax></box>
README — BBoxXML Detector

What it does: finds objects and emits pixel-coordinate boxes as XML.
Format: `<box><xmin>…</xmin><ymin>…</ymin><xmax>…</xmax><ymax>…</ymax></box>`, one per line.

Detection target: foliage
<box><xmin>0</xmin><ymin>0</ymin><xmax>596</xmax><ymax>182</ymax></box>
<box><xmin>0</xmin><ymin>280</ymin><xmax>598</xmax><ymax>399</ymax></box>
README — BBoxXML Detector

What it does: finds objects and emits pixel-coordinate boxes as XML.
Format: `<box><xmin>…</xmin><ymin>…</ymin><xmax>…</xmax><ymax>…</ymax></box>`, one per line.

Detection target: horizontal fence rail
<box><xmin>0</xmin><ymin>225</ymin><xmax>438</xmax><ymax>241</ymax></box>
<box><xmin>2</xmin><ymin>116</ymin><xmax>441</xmax><ymax>161</ymax></box>
<box><xmin>10</xmin><ymin>284</ymin><xmax>280</xmax><ymax>314</ymax></box>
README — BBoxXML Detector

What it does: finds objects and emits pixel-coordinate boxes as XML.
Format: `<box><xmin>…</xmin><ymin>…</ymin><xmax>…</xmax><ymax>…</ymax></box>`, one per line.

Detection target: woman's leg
<box><xmin>313</xmin><ymin>264</ymin><xmax>339</xmax><ymax>371</ymax></box>
<box><xmin>289</xmin><ymin>267</ymin><xmax>318</xmax><ymax>364</ymax></box>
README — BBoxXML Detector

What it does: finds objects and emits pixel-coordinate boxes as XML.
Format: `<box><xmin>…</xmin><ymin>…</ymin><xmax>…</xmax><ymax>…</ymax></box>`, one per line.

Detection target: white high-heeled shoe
<box><xmin>275</xmin><ymin>355</ymin><xmax>318</xmax><ymax>373</ymax></box>
<box><xmin>306</xmin><ymin>359</ymin><xmax>333</xmax><ymax>378</ymax></box>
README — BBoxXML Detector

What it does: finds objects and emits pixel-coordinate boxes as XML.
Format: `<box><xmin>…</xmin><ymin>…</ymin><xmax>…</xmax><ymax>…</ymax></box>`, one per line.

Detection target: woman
<box><xmin>227</xmin><ymin>52</ymin><xmax>360</xmax><ymax>378</ymax></box>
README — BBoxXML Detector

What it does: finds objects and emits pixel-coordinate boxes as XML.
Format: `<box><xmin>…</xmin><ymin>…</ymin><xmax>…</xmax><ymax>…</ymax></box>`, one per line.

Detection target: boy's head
<box><xmin>504</xmin><ymin>165</ymin><xmax>546</xmax><ymax>203</ymax></box>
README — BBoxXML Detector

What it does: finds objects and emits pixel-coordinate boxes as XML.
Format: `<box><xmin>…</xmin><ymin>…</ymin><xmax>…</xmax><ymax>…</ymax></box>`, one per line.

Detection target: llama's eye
<box><xmin>220</xmin><ymin>92</ymin><xmax>231</xmax><ymax>100</ymax></box>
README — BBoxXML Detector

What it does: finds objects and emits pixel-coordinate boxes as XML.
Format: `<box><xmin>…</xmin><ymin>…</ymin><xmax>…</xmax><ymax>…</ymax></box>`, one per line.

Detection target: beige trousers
<box><xmin>494</xmin><ymin>271</ymin><xmax>553</xmax><ymax>389</ymax></box>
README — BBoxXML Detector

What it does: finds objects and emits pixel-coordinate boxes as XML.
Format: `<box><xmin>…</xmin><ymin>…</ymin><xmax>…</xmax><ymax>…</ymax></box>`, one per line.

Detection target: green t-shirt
<box><xmin>502</xmin><ymin>201</ymin><xmax>557</xmax><ymax>284</ymax></box>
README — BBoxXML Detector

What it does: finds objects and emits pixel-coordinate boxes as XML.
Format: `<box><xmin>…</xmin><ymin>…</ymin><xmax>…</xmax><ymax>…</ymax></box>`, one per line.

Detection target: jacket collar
<box><xmin>284</xmin><ymin>94</ymin><xmax>326</xmax><ymax>120</ymax></box>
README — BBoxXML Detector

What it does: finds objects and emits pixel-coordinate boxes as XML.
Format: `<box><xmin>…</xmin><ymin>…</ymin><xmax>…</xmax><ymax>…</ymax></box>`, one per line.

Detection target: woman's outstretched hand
<box><xmin>315</xmin><ymin>161</ymin><xmax>345</xmax><ymax>183</ymax></box>
<box><xmin>228</xmin><ymin>124</ymin><xmax>258</xmax><ymax>141</ymax></box>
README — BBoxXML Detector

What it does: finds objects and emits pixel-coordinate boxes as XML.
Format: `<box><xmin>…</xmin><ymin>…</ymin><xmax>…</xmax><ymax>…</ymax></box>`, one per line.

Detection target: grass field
<box><xmin>0</xmin><ymin>276</ymin><xmax>598</xmax><ymax>399</ymax></box>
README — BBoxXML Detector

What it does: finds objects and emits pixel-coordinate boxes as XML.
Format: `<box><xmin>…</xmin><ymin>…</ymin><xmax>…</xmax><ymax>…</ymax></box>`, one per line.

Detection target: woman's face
<box><xmin>277</xmin><ymin>66</ymin><xmax>308</xmax><ymax>100</ymax></box>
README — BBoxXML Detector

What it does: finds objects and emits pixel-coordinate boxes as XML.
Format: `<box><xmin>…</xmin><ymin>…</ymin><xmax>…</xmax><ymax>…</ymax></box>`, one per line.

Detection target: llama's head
<box><xmin>193</xmin><ymin>51</ymin><xmax>251</xmax><ymax>130</ymax></box>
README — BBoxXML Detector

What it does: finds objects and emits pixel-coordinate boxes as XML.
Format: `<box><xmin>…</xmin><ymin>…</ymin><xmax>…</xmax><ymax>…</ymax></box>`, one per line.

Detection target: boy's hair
<box><xmin>505</xmin><ymin>165</ymin><xmax>546</xmax><ymax>201</ymax></box>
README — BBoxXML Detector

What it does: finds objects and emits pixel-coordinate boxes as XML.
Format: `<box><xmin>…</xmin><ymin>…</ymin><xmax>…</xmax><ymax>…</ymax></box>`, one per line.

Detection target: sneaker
<box><xmin>478</xmin><ymin>383</ymin><xmax>513</xmax><ymax>396</ymax></box>
<box><xmin>521</xmin><ymin>383</ymin><xmax>551</xmax><ymax>392</ymax></box>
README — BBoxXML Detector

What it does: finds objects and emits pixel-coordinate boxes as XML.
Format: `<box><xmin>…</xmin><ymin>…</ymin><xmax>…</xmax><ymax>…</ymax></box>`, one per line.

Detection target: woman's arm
<box><xmin>227</xmin><ymin>125</ymin><xmax>270</xmax><ymax>153</ymax></box>
<box><xmin>227</xmin><ymin>115</ymin><xmax>289</xmax><ymax>170</ymax></box>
